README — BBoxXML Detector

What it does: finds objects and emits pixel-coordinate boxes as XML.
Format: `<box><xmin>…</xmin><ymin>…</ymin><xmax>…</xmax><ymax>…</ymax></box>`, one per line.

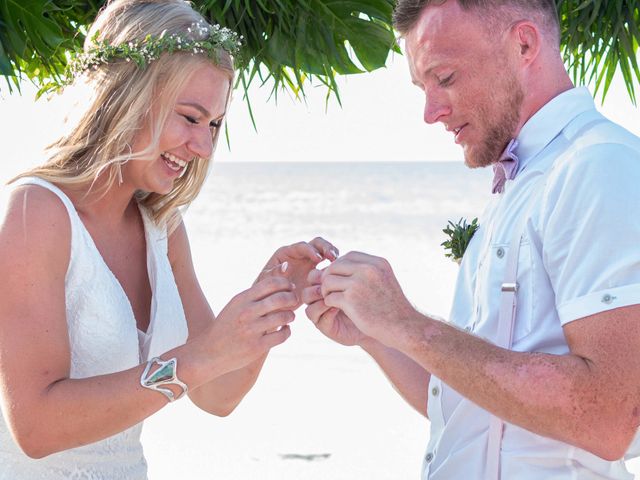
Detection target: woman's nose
<box><xmin>188</xmin><ymin>125</ymin><xmax>214</xmax><ymax>159</ymax></box>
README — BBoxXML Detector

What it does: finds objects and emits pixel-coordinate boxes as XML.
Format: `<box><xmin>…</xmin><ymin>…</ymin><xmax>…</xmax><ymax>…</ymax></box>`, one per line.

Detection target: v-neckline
<box><xmin>73</xmin><ymin>201</ymin><xmax>156</xmax><ymax>337</ymax></box>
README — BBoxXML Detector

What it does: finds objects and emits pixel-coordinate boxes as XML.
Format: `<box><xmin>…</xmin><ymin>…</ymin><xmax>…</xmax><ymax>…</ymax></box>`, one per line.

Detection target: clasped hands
<box><xmin>301</xmin><ymin>251</ymin><xmax>417</xmax><ymax>350</ymax></box>
<box><xmin>260</xmin><ymin>238</ymin><xmax>418</xmax><ymax>348</ymax></box>
<box><xmin>258</xmin><ymin>237</ymin><xmax>414</xmax><ymax>347</ymax></box>
<box><xmin>209</xmin><ymin>237</ymin><xmax>417</xmax><ymax>377</ymax></box>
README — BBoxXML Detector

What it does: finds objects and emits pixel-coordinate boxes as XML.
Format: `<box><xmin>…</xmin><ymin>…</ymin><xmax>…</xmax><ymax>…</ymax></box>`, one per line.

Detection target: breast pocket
<box><xmin>474</xmin><ymin>238</ymin><xmax>534</xmax><ymax>346</ymax></box>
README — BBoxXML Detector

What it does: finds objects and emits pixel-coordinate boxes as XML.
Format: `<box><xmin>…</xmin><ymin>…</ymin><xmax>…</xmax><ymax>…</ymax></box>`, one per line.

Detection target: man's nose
<box><xmin>423</xmin><ymin>91</ymin><xmax>451</xmax><ymax>124</ymax></box>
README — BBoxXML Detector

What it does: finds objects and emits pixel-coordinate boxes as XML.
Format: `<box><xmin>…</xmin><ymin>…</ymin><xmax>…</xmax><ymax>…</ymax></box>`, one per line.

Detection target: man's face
<box><xmin>405</xmin><ymin>0</ymin><xmax>524</xmax><ymax>168</ymax></box>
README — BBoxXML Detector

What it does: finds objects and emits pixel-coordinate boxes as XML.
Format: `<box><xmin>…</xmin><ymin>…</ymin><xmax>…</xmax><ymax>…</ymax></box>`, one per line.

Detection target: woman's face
<box><xmin>125</xmin><ymin>63</ymin><xmax>230</xmax><ymax>195</ymax></box>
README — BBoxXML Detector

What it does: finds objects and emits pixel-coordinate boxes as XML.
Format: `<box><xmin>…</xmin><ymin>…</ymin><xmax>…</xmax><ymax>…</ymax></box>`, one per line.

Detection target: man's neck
<box><xmin>516</xmin><ymin>57</ymin><xmax>575</xmax><ymax>137</ymax></box>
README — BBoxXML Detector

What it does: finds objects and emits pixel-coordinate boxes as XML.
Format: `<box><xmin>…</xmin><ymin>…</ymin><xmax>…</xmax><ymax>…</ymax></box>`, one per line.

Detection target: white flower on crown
<box><xmin>64</xmin><ymin>21</ymin><xmax>242</xmax><ymax>85</ymax></box>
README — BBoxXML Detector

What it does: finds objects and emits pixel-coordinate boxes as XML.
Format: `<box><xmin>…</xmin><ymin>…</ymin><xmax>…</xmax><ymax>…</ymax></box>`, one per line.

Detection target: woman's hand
<box><xmin>202</xmin><ymin>276</ymin><xmax>298</xmax><ymax>376</ymax></box>
<box><xmin>255</xmin><ymin>237</ymin><xmax>338</xmax><ymax>306</ymax></box>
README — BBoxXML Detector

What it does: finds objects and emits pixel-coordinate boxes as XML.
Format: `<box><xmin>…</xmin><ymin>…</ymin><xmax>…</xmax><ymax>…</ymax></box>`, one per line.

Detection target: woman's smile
<box><xmin>160</xmin><ymin>151</ymin><xmax>188</xmax><ymax>175</ymax></box>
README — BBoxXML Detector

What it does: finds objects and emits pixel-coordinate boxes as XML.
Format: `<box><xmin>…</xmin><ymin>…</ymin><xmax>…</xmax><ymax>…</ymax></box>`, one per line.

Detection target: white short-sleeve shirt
<box><xmin>423</xmin><ymin>88</ymin><xmax>640</xmax><ymax>479</ymax></box>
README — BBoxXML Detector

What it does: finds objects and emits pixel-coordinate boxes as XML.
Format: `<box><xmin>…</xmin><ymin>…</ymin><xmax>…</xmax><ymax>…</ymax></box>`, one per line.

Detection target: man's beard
<box><xmin>464</xmin><ymin>72</ymin><xmax>524</xmax><ymax>169</ymax></box>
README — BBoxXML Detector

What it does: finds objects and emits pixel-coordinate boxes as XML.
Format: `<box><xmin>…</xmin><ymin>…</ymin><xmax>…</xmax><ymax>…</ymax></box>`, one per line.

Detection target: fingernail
<box><xmin>280</xmin><ymin>261</ymin><xmax>289</xmax><ymax>273</ymax></box>
<box><xmin>331</xmin><ymin>249</ymin><xmax>339</xmax><ymax>259</ymax></box>
<box><xmin>315</xmin><ymin>252</ymin><xmax>323</xmax><ymax>260</ymax></box>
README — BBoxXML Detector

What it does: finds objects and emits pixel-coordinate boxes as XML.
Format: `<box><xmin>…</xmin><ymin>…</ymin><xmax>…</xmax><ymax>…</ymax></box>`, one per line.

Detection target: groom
<box><xmin>302</xmin><ymin>1</ymin><xmax>640</xmax><ymax>478</ymax></box>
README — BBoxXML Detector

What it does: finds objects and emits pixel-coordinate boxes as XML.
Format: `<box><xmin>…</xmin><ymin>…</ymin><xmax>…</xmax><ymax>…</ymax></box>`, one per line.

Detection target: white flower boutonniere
<box><xmin>441</xmin><ymin>217</ymin><xmax>479</xmax><ymax>264</ymax></box>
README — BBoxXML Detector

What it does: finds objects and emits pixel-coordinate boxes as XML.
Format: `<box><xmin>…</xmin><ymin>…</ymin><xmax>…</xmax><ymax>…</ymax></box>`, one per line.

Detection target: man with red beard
<box><xmin>302</xmin><ymin>1</ymin><xmax>640</xmax><ymax>478</ymax></box>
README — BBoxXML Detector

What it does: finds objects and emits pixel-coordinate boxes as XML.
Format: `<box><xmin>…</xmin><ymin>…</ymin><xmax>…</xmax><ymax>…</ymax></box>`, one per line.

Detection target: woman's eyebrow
<box><xmin>178</xmin><ymin>101</ymin><xmax>211</xmax><ymax>118</ymax></box>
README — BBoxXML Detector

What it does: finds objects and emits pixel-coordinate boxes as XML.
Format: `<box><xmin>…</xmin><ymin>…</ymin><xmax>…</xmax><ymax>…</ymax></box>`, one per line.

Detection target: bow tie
<box><xmin>492</xmin><ymin>139</ymin><xmax>519</xmax><ymax>194</ymax></box>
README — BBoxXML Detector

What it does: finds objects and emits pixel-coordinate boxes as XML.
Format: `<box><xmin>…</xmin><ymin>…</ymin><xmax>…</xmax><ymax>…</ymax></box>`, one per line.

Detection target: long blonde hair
<box><xmin>13</xmin><ymin>0</ymin><xmax>235</xmax><ymax>230</ymax></box>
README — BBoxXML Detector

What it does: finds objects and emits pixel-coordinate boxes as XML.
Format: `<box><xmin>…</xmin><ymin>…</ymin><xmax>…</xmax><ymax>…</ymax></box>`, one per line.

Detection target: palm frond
<box><xmin>558</xmin><ymin>0</ymin><xmax>640</xmax><ymax>104</ymax></box>
<box><xmin>0</xmin><ymin>0</ymin><xmax>638</xmax><ymax>106</ymax></box>
<box><xmin>204</xmin><ymin>0</ymin><xmax>398</xmax><ymax>103</ymax></box>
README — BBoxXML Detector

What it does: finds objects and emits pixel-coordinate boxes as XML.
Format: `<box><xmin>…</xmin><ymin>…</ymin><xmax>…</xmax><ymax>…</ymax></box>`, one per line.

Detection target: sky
<box><xmin>0</xmin><ymin>51</ymin><xmax>638</xmax><ymax>177</ymax></box>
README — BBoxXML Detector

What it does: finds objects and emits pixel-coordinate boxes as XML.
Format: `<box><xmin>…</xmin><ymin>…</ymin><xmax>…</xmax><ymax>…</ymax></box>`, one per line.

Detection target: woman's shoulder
<box><xmin>1</xmin><ymin>181</ymin><xmax>72</xmax><ymax>265</ymax></box>
<box><xmin>3</xmin><ymin>181</ymin><xmax>72</xmax><ymax>227</ymax></box>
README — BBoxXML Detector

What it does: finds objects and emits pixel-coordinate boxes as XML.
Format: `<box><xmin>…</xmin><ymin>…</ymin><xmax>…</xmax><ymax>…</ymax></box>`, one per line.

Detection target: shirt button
<box><xmin>425</xmin><ymin>452</ymin><xmax>434</xmax><ymax>463</ymax></box>
<box><xmin>496</xmin><ymin>247</ymin><xmax>505</xmax><ymax>259</ymax></box>
<box><xmin>431</xmin><ymin>386</ymin><xmax>440</xmax><ymax>397</ymax></box>
<box><xmin>601</xmin><ymin>293</ymin><xmax>616</xmax><ymax>304</ymax></box>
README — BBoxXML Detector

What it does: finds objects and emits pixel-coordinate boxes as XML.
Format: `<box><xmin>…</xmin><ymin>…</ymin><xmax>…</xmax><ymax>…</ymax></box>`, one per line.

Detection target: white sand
<box><xmin>139</xmin><ymin>163</ymin><xmax>640</xmax><ymax>479</ymax></box>
<box><xmin>140</xmin><ymin>163</ymin><xmax>459</xmax><ymax>479</ymax></box>
<box><xmin>1</xmin><ymin>158</ymin><xmax>637</xmax><ymax>478</ymax></box>
<box><xmin>143</xmin><ymin>318</ymin><xmax>428</xmax><ymax>479</ymax></box>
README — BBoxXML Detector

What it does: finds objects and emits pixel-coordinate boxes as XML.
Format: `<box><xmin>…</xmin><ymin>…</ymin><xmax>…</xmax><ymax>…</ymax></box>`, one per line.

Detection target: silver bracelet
<box><xmin>140</xmin><ymin>357</ymin><xmax>188</xmax><ymax>402</ymax></box>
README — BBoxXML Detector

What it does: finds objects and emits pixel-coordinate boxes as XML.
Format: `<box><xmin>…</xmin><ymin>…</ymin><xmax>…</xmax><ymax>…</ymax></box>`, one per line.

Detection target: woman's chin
<box><xmin>145</xmin><ymin>178</ymin><xmax>176</xmax><ymax>196</ymax></box>
<box><xmin>156</xmin><ymin>184</ymin><xmax>175</xmax><ymax>195</ymax></box>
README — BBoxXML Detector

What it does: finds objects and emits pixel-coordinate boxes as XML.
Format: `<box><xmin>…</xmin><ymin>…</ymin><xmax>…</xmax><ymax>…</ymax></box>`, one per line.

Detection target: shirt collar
<box><xmin>512</xmin><ymin>87</ymin><xmax>596</xmax><ymax>173</ymax></box>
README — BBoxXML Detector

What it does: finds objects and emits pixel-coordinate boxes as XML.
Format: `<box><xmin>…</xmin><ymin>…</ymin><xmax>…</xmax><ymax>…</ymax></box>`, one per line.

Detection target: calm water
<box><xmin>184</xmin><ymin>161</ymin><xmax>493</xmax><ymax>318</ymax></box>
<box><xmin>194</xmin><ymin>161</ymin><xmax>491</xmax><ymax>242</ymax></box>
<box><xmin>149</xmin><ymin>161</ymin><xmax>639</xmax><ymax>480</ymax></box>
<box><xmin>3</xmin><ymin>161</ymin><xmax>638</xmax><ymax>478</ymax></box>
<box><xmin>144</xmin><ymin>161</ymin><xmax>496</xmax><ymax>480</ymax></box>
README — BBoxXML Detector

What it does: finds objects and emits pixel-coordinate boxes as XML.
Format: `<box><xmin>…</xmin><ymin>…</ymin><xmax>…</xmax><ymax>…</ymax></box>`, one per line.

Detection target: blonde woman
<box><xmin>0</xmin><ymin>0</ymin><xmax>336</xmax><ymax>478</ymax></box>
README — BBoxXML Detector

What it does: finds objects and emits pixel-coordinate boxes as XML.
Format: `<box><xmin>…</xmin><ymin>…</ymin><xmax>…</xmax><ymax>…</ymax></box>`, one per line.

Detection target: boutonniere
<box><xmin>441</xmin><ymin>217</ymin><xmax>479</xmax><ymax>264</ymax></box>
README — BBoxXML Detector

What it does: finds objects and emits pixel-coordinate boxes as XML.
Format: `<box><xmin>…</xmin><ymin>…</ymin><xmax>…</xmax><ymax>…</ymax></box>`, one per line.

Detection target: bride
<box><xmin>0</xmin><ymin>0</ymin><xmax>336</xmax><ymax>478</ymax></box>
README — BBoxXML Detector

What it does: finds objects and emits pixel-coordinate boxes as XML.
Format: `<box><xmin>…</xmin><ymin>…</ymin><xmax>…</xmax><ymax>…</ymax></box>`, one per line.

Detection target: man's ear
<box><xmin>512</xmin><ymin>21</ymin><xmax>542</xmax><ymax>66</ymax></box>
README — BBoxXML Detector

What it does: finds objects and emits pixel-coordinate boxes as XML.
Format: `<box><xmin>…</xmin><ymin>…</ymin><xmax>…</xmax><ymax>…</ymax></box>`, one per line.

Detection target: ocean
<box><xmin>145</xmin><ymin>161</ymin><xmax>639</xmax><ymax>479</ymax></box>
<box><xmin>143</xmin><ymin>161</ymin><xmax>491</xmax><ymax>480</ymax></box>
<box><xmin>3</xmin><ymin>161</ymin><xmax>637</xmax><ymax>478</ymax></box>
<box><xmin>183</xmin><ymin>161</ymin><xmax>492</xmax><ymax>318</ymax></box>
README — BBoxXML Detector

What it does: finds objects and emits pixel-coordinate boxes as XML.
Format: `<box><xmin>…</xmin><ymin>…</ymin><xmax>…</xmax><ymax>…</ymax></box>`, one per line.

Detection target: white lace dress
<box><xmin>0</xmin><ymin>177</ymin><xmax>189</xmax><ymax>479</ymax></box>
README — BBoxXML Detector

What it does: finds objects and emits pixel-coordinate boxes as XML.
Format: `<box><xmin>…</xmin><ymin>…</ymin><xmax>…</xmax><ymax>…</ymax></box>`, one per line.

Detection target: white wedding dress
<box><xmin>0</xmin><ymin>177</ymin><xmax>189</xmax><ymax>479</ymax></box>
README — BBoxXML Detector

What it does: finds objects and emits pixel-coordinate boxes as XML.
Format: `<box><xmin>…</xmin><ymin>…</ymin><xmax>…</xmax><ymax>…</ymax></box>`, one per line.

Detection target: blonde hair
<box><xmin>13</xmin><ymin>0</ymin><xmax>235</xmax><ymax>231</ymax></box>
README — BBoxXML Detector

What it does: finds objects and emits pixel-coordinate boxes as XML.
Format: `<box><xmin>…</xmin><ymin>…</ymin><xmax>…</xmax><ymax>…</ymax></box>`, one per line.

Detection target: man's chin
<box><xmin>462</xmin><ymin>148</ymin><xmax>494</xmax><ymax>170</ymax></box>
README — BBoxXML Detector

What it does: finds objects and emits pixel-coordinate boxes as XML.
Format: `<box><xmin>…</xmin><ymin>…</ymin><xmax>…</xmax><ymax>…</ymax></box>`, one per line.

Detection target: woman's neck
<box><xmin>62</xmin><ymin>176</ymin><xmax>138</xmax><ymax>227</ymax></box>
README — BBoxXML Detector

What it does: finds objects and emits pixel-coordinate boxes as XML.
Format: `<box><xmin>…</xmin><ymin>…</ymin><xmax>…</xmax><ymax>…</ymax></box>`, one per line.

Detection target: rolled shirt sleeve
<box><xmin>541</xmin><ymin>142</ymin><xmax>640</xmax><ymax>325</ymax></box>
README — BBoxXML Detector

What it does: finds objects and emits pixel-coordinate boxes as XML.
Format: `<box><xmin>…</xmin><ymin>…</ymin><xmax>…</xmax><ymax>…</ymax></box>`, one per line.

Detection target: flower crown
<box><xmin>65</xmin><ymin>21</ymin><xmax>242</xmax><ymax>83</ymax></box>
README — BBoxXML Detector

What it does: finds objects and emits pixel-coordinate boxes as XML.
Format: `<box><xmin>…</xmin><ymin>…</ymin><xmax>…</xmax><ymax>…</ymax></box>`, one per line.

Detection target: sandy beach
<box><xmin>1</xmin><ymin>55</ymin><xmax>639</xmax><ymax>478</ymax></box>
<box><xmin>0</xmin><ymin>157</ymin><xmax>639</xmax><ymax>478</ymax></box>
<box><xmin>143</xmin><ymin>320</ymin><xmax>428</xmax><ymax>479</ymax></box>
<box><xmin>139</xmin><ymin>161</ymin><xmax>473</xmax><ymax>479</ymax></box>
<box><xmin>139</xmin><ymin>162</ymin><xmax>640</xmax><ymax>479</ymax></box>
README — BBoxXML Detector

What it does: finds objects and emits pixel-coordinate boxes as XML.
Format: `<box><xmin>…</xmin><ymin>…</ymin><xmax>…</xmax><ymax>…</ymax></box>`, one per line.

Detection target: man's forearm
<box><xmin>360</xmin><ymin>337</ymin><xmax>430</xmax><ymax>417</ymax></box>
<box><xmin>392</xmin><ymin>310</ymin><xmax>638</xmax><ymax>460</ymax></box>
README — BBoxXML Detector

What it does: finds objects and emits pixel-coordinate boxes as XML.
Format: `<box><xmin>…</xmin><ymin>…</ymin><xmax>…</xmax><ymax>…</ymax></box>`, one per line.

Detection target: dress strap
<box><xmin>10</xmin><ymin>176</ymin><xmax>81</xmax><ymax>222</ymax></box>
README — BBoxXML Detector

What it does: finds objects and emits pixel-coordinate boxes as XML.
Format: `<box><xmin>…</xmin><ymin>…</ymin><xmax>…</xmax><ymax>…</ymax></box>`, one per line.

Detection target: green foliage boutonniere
<box><xmin>441</xmin><ymin>217</ymin><xmax>479</xmax><ymax>264</ymax></box>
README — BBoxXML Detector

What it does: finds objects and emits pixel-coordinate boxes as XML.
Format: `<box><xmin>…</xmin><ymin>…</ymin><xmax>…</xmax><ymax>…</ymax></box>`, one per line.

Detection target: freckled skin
<box><xmin>304</xmin><ymin>0</ymin><xmax>640</xmax><ymax>462</ymax></box>
<box><xmin>404</xmin><ymin>303</ymin><xmax>640</xmax><ymax>459</ymax></box>
<box><xmin>404</xmin><ymin>2</ymin><xmax>524</xmax><ymax>168</ymax></box>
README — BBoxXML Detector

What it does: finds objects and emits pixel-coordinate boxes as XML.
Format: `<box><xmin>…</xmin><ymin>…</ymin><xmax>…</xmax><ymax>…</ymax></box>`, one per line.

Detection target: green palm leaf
<box><xmin>558</xmin><ymin>0</ymin><xmax>640</xmax><ymax>103</ymax></box>
<box><xmin>204</xmin><ymin>0</ymin><xmax>397</xmax><ymax>102</ymax></box>
<box><xmin>0</xmin><ymin>0</ymin><xmax>638</xmax><ymax>106</ymax></box>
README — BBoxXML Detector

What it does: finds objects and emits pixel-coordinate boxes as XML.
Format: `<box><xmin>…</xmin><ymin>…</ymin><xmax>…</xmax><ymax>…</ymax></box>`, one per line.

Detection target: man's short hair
<box><xmin>393</xmin><ymin>0</ymin><xmax>560</xmax><ymax>43</ymax></box>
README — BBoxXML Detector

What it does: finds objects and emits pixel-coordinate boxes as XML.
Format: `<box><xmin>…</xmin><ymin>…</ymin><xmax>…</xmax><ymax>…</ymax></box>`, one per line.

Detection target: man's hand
<box><xmin>302</xmin><ymin>264</ymin><xmax>432</xmax><ymax>416</ymax></box>
<box><xmin>302</xmin><ymin>269</ymin><xmax>369</xmax><ymax>346</ymax></box>
<box><xmin>317</xmin><ymin>251</ymin><xmax>417</xmax><ymax>346</ymax></box>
